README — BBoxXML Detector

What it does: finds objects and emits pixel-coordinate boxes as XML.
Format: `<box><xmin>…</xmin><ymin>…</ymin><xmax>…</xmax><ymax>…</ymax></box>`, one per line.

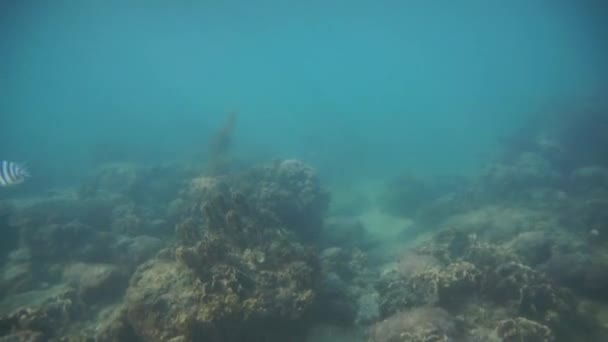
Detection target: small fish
<box><xmin>0</xmin><ymin>161</ymin><xmax>30</xmax><ymax>187</ymax></box>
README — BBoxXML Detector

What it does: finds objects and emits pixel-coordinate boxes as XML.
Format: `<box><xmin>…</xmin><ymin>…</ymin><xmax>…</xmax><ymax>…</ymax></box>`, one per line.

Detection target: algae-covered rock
<box><xmin>378</xmin><ymin>260</ymin><xmax>480</xmax><ymax>317</ymax></box>
<box><xmin>495</xmin><ymin>317</ymin><xmax>554</xmax><ymax>342</ymax></box>
<box><xmin>112</xmin><ymin>234</ymin><xmax>164</xmax><ymax>268</ymax></box>
<box><xmin>378</xmin><ymin>172</ymin><xmax>460</xmax><ymax>219</ymax></box>
<box><xmin>0</xmin><ymin>262</ymin><xmax>33</xmax><ymax>297</ymax></box>
<box><xmin>367</xmin><ymin>306</ymin><xmax>455</xmax><ymax>342</ymax></box>
<box><xmin>317</xmin><ymin>247</ymin><xmax>374</xmax><ymax>324</ymax></box>
<box><xmin>0</xmin><ymin>330</ymin><xmax>45</xmax><ymax>342</ymax></box>
<box><xmin>0</xmin><ymin>202</ymin><xmax>17</xmax><ymax>265</ymax></box>
<box><xmin>378</xmin><ymin>229</ymin><xmax>580</xmax><ymax>336</ymax></box>
<box><xmin>126</xmin><ymin>192</ymin><xmax>318</xmax><ymax>341</ymax></box>
<box><xmin>126</xmin><ymin>260</ymin><xmax>201</xmax><ymax>341</ymax></box>
<box><xmin>79</xmin><ymin>162</ymin><xmax>138</xmax><ymax>198</ymax></box>
<box><xmin>62</xmin><ymin>262</ymin><xmax>128</xmax><ymax>303</ymax></box>
<box><xmin>20</xmin><ymin>220</ymin><xmax>116</xmax><ymax>263</ymax></box>
<box><xmin>479</xmin><ymin>152</ymin><xmax>563</xmax><ymax>200</ymax></box>
<box><xmin>322</xmin><ymin>216</ymin><xmax>371</xmax><ymax>249</ymax></box>
<box><xmin>571</xmin><ymin>166</ymin><xmax>608</xmax><ymax>190</ymax></box>
<box><xmin>10</xmin><ymin>197</ymin><xmax>115</xmax><ymax>232</ymax></box>
<box><xmin>0</xmin><ymin>285</ymin><xmax>82</xmax><ymax>339</ymax></box>
<box><xmin>94</xmin><ymin>304</ymin><xmax>139</xmax><ymax>342</ymax></box>
<box><xmin>232</xmin><ymin>159</ymin><xmax>329</xmax><ymax>240</ymax></box>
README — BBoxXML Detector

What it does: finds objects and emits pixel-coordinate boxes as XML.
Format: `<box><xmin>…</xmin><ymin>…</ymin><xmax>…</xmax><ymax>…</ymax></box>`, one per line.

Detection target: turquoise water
<box><xmin>1</xmin><ymin>3</ymin><xmax>608</xmax><ymax>341</ymax></box>
<box><xmin>2</xmin><ymin>1</ymin><xmax>606</xmax><ymax>187</ymax></box>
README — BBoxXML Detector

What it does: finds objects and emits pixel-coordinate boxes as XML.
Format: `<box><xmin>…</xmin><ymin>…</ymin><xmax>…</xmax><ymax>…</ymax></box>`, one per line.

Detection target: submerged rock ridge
<box><xmin>2</xmin><ymin>105</ymin><xmax>608</xmax><ymax>341</ymax></box>
<box><xmin>0</xmin><ymin>159</ymin><xmax>328</xmax><ymax>341</ymax></box>
<box><xmin>126</xmin><ymin>192</ymin><xmax>319</xmax><ymax>341</ymax></box>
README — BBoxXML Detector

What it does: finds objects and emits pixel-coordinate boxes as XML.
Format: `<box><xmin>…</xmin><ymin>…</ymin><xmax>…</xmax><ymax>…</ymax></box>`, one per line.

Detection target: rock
<box><xmin>355</xmin><ymin>290</ymin><xmax>380</xmax><ymax>324</ymax></box>
<box><xmin>368</xmin><ymin>307</ymin><xmax>455</xmax><ymax>342</ymax></box>
<box><xmin>0</xmin><ymin>263</ymin><xmax>33</xmax><ymax>297</ymax></box>
<box><xmin>0</xmin><ymin>203</ymin><xmax>17</xmax><ymax>264</ymax></box>
<box><xmin>10</xmin><ymin>197</ymin><xmax>114</xmax><ymax>232</ymax></box>
<box><xmin>126</xmin><ymin>192</ymin><xmax>319</xmax><ymax>341</ymax></box>
<box><xmin>480</xmin><ymin>152</ymin><xmax>563</xmax><ymax>198</ymax></box>
<box><xmin>542</xmin><ymin>253</ymin><xmax>592</xmax><ymax>290</ymax></box>
<box><xmin>62</xmin><ymin>263</ymin><xmax>127</xmax><ymax>303</ymax></box>
<box><xmin>441</xmin><ymin>205</ymin><xmax>552</xmax><ymax>242</ymax></box>
<box><xmin>0</xmin><ymin>330</ymin><xmax>45</xmax><ymax>342</ymax></box>
<box><xmin>113</xmin><ymin>235</ymin><xmax>164</xmax><ymax>267</ymax></box>
<box><xmin>233</xmin><ymin>159</ymin><xmax>330</xmax><ymax>240</ymax></box>
<box><xmin>81</xmin><ymin>163</ymin><xmax>138</xmax><ymax>197</ymax></box>
<box><xmin>571</xmin><ymin>166</ymin><xmax>608</xmax><ymax>190</ymax></box>
<box><xmin>7</xmin><ymin>249</ymin><xmax>31</xmax><ymax>264</ymax></box>
<box><xmin>125</xmin><ymin>260</ymin><xmax>201</xmax><ymax>342</ymax></box>
<box><xmin>0</xmin><ymin>285</ymin><xmax>82</xmax><ymax>338</ymax></box>
<box><xmin>320</xmin><ymin>247</ymin><xmax>347</xmax><ymax>264</ymax></box>
<box><xmin>378</xmin><ymin>171</ymin><xmax>453</xmax><ymax>218</ymax></box>
<box><xmin>507</xmin><ymin>231</ymin><xmax>553</xmax><ymax>266</ymax></box>
<box><xmin>322</xmin><ymin>216</ymin><xmax>371</xmax><ymax>249</ymax></box>
<box><xmin>495</xmin><ymin>317</ymin><xmax>554</xmax><ymax>342</ymax></box>
<box><xmin>110</xmin><ymin>204</ymin><xmax>142</xmax><ymax>235</ymax></box>
<box><xmin>94</xmin><ymin>304</ymin><xmax>139</xmax><ymax>342</ymax></box>
<box><xmin>22</xmin><ymin>221</ymin><xmax>96</xmax><ymax>261</ymax></box>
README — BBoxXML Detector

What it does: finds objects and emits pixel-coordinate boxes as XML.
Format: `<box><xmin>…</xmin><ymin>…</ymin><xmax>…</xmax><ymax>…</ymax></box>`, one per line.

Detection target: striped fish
<box><xmin>0</xmin><ymin>161</ymin><xmax>29</xmax><ymax>187</ymax></box>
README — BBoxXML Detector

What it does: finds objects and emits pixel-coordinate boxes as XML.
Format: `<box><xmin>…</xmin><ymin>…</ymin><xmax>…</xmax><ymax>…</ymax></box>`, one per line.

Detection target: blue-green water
<box><xmin>1</xmin><ymin>2</ymin><xmax>608</xmax><ymax>341</ymax></box>
<box><xmin>2</xmin><ymin>1</ymin><xmax>606</xmax><ymax>187</ymax></box>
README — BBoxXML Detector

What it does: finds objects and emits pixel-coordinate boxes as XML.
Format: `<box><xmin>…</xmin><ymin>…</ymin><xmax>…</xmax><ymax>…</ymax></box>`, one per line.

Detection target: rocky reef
<box><xmin>0</xmin><ymin>158</ymin><xmax>330</xmax><ymax>341</ymax></box>
<box><xmin>126</xmin><ymin>192</ymin><xmax>318</xmax><ymax>341</ymax></box>
<box><xmin>375</xmin><ymin>230</ymin><xmax>583</xmax><ymax>340</ymax></box>
<box><xmin>365</xmin><ymin>104</ymin><xmax>608</xmax><ymax>341</ymax></box>
<box><xmin>1</xmin><ymin>104</ymin><xmax>608</xmax><ymax>341</ymax></box>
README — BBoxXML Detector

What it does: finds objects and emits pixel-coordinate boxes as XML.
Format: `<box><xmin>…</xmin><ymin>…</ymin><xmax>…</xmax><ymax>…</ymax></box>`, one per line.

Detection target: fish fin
<box><xmin>19</xmin><ymin>162</ymin><xmax>31</xmax><ymax>178</ymax></box>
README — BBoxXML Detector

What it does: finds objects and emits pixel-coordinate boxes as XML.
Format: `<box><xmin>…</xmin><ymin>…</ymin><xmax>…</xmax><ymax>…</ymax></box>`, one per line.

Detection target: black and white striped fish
<box><xmin>0</xmin><ymin>161</ymin><xmax>30</xmax><ymax>187</ymax></box>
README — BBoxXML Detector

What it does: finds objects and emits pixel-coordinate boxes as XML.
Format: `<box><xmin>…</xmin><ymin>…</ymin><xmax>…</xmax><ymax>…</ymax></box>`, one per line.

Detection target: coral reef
<box><xmin>378</xmin><ymin>172</ymin><xmax>463</xmax><ymax>219</ymax></box>
<box><xmin>377</xmin><ymin>257</ymin><xmax>481</xmax><ymax>316</ymax></box>
<box><xmin>494</xmin><ymin>317</ymin><xmax>554</xmax><ymax>342</ymax></box>
<box><xmin>315</xmin><ymin>246</ymin><xmax>376</xmax><ymax>324</ymax></box>
<box><xmin>0</xmin><ymin>159</ymin><xmax>328</xmax><ymax>341</ymax></box>
<box><xmin>0</xmin><ymin>285</ymin><xmax>83</xmax><ymax>339</ymax></box>
<box><xmin>478</xmin><ymin>152</ymin><xmax>564</xmax><ymax>200</ymax></box>
<box><xmin>231</xmin><ymin>159</ymin><xmax>330</xmax><ymax>241</ymax></box>
<box><xmin>321</xmin><ymin>216</ymin><xmax>373</xmax><ymax>250</ymax></box>
<box><xmin>374</xmin><ymin>230</ymin><xmax>585</xmax><ymax>340</ymax></box>
<box><xmin>62</xmin><ymin>262</ymin><xmax>128</xmax><ymax>304</ymax></box>
<box><xmin>367</xmin><ymin>306</ymin><xmax>455</xmax><ymax>342</ymax></box>
<box><xmin>173</xmin><ymin>159</ymin><xmax>329</xmax><ymax>241</ymax></box>
<box><xmin>0</xmin><ymin>202</ymin><xmax>17</xmax><ymax>265</ymax></box>
<box><xmin>125</xmin><ymin>191</ymin><xmax>318</xmax><ymax>341</ymax></box>
<box><xmin>1</xmin><ymin>105</ymin><xmax>608</xmax><ymax>341</ymax></box>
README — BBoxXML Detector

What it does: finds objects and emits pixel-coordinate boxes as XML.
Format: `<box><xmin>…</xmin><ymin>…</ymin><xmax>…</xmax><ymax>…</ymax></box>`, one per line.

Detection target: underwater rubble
<box><xmin>1</xmin><ymin>108</ymin><xmax>608</xmax><ymax>341</ymax></box>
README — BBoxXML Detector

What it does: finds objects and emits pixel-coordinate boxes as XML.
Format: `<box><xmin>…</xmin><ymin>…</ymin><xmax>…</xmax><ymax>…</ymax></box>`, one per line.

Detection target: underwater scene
<box><xmin>1</xmin><ymin>1</ymin><xmax>608</xmax><ymax>341</ymax></box>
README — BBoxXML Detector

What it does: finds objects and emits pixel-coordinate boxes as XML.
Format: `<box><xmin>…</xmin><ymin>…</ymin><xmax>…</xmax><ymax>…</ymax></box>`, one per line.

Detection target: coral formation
<box><xmin>367</xmin><ymin>306</ymin><xmax>455</xmax><ymax>342</ymax></box>
<box><xmin>120</xmin><ymin>164</ymin><xmax>325</xmax><ymax>341</ymax></box>
<box><xmin>379</xmin><ymin>172</ymin><xmax>462</xmax><ymax>219</ymax></box>
<box><xmin>0</xmin><ymin>159</ymin><xmax>330</xmax><ymax>341</ymax></box>
<box><xmin>494</xmin><ymin>317</ymin><xmax>554</xmax><ymax>342</ymax></box>
<box><xmin>316</xmin><ymin>246</ymin><xmax>375</xmax><ymax>324</ymax></box>
<box><xmin>0</xmin><ymin>285</ymin><xmax>83</xmax><ymax>339</ymax></box>
<box><xmin>1</xmin><ymin>105</ymin><xmax>608</xmax><ymax>341</ymax></box>
<box><xmin>232</xmin><ymin>159</ymin><xmax>330</xmax><ymax>240</ymax></box>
